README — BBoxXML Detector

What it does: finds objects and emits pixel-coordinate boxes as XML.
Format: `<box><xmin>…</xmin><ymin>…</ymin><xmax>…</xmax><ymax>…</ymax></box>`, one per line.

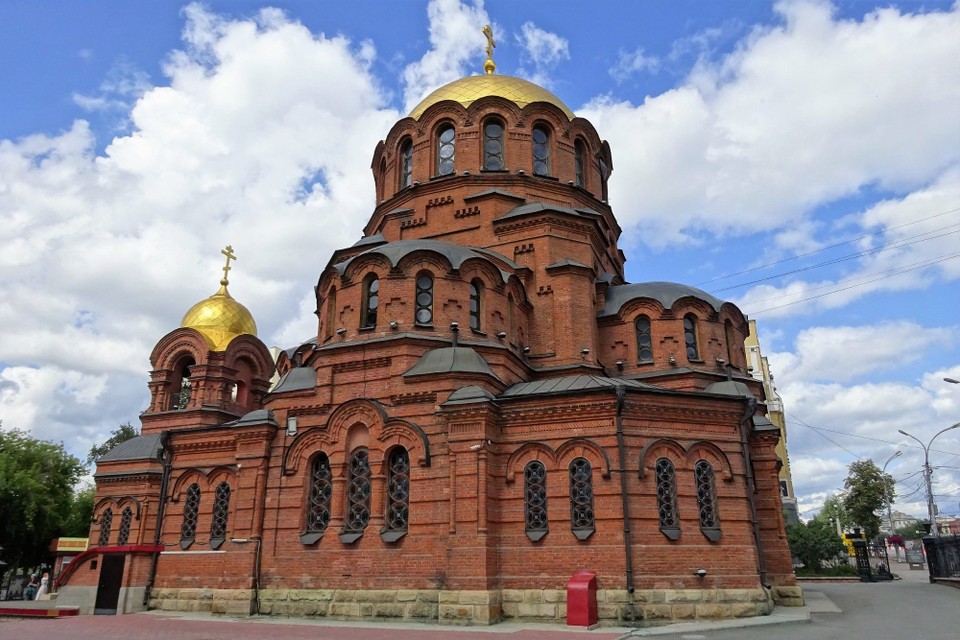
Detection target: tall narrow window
<box><xmin>400</xmin><ymin>139</ymin><xmax>413</xmax><ymax>188</ymax></box>
<box><xmin>569</xmin><ymin>458</ymin><xmax>595</xmax><ymax>540</ymax></box>
<box><xmin>117</xmin><ymin>506</ymin><xmax>133</xmax><ymax>545</ymax></box>
<box><xmin>302</xmin><ymin>453</ymin><xmax>332</xmax><ymax>544</ymax></box>
<box><xmin>695</xmin><ymin>460</ymin><xmax>721</xmax><ymax>541</ymax></box>
<box><xmin>507</xmin><ymin>293</ymin><xmax>515</xmax><ymax>340</ymax></box>
<box><xmin>684</xmin><ymin>314</ymin><xmax>700</xmax><ymax>361</ymax></box>
<box><xmin>325</xmin><ymin>287</ymin><xmax>337</xmax><ymax>340</ymax></box>
<box><xmin>574</xmin><ymin>140</ymin><xmax>586</xmax><ymax>188</ymax></box>
<box><xmin>635</xmin><ymin>315</ymin><xmax>653</xmax><ymax>363</ymax></box>
<box><xmin>524</xmin><ymin>461</ymin><xmax>548</xmax><ymax>541</ymax></box>
<box><xmin>171</xmin><ymin>359</ymin><xmax>194</xmax><ymax>410</ymax></box>
<box><xmin>469</xmin><ymin>279</ymin><xmax>483</xmax><ymax>331</ymax></box>
<box><xmin>532</xmin><ymin>125</ymin><xmax>550</xmax><ymax>176</ymax></box>
<box><xmin>656</xmin><ymin>458</ymin><xmax>680</xmax><ymax>539</ymax></box>
<box><xmin>437</xmin><ymin>125</ymin><xmax>455</xmax><ymax>175</ymax></box>
<box><xmin>483</xmin><ymin>120</ymin><xmax>504</xmax><ymax>170</ymax></box>
<box><xmin>361</xmin><ymin>274</ymin><xmax>379</xmax><ymax>328</ymax></box>
<box><xmin>97</xmin><ymin>508</ymin><xmax>113</xmax><ymax>547</ymax></box>
<box><xmin>378</xmin><ymin>158</ymin><xmax>386</xmax><ymax>200</ymax></box>
<box><xmin>210</xmin><ymin>481</ymin><xmax>231</xmax><ymax>549</ymax></box>
<box><xmin>383</xmin><ymin>448</ymin><xmax>410</xmax><ymax>542</ymax></box>
<box><xmin>180</xmin><ymin>483</ymin><xmax>200</xmax><ymax>549</ymax></box>
<box><xmin>724</xmin><ymin>320</ymin><xmax>736</xmax><ymax>365</ymax></box>
<box><xmin>341</xmin><ymin>449</ymin><xmax>371</xmax><ymax>543</ymax></box>
<box><xmin>414</xmin><ymin>272</ymin><xmax>434</xmax><ymax>325</ymax></box>
<box><xmin>599</xmin><ymin>158</ymin><xmax>610</xmax><ymax>201</ymax></box>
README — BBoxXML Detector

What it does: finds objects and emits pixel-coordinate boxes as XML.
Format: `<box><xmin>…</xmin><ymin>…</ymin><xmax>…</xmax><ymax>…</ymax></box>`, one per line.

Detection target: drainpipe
<box><xmin>738</xmin><ymin>397</ymin><xmax>768</xmax><ymax>586</ymax></box>
<box><xmin>144</xmin><ymin>431</ymin><xmax>172</xmax><ymax>606</ymax></box>
<box><xmin>614</xmin><ymin>385</ymin><xmax>635</xmax><ymax>593</ymax></box>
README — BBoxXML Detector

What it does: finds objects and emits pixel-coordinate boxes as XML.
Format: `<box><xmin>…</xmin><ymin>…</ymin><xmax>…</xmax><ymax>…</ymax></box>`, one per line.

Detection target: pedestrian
<box><xmin>24</xmin><ymin>574</ymin><xmax>39</xmax><ymax>601</ymax></box>
<box><xmin>35</xmin><ymin>572</ymin><xmax>49</xmax><ymax>599</ymax></box>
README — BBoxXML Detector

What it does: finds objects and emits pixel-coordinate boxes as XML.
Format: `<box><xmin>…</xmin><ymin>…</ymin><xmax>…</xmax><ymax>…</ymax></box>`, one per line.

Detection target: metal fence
<box><xmin>923</xmin><ymin>534</ymin><xmax>960</xmax><ymax>580</ymax></box>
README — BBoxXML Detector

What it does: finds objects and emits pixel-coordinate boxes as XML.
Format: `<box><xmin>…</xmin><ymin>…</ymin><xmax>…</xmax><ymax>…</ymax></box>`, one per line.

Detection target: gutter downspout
<box><xmin>614</xmin><ymin>385</ymin><xmax>635</xmax><ymax>593</ymax></box>
<box><xmin>144</xmin><ymin>430</ymin><xmax>172</xmax><ymax>607</ymax></box>
<box><xmin>738</xmin><ymin>397</ymin><xmax>768</xmax><ymax>587</ymax></box>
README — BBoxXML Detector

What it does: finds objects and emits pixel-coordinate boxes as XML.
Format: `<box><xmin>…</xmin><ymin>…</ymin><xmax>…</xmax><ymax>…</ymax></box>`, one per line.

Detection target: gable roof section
<box><xmin>600</xmin><ymin>281</ymin><xmax>726</xmax><ymax>317</ymax></box>
<box><xmin>97</xmin><ymin>433</ymin><xmax>163</xmax><ymax>463</ymax></box>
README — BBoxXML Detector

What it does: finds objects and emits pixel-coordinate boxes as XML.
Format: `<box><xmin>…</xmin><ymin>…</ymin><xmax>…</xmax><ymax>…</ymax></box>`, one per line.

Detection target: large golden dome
<box><xmin>181</xmin><ymin>284</ymin><xmax>257</xmax><ymax>351</ymax></box>
<box><xmin>408</xmin><ymin>74</ymin><xmax>575</xmax><ymax>120</ymax></box>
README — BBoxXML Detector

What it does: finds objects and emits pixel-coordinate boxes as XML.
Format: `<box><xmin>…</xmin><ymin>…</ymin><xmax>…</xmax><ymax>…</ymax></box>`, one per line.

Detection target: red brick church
<box><xmin>57</xmin><ymin>37</ymin><xmax>801</xmax><ymax>625</ymax></box>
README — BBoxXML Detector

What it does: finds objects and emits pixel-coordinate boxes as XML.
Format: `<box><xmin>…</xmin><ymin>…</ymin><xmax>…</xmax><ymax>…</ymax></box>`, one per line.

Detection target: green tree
<box><xmin>62</xmin><ymin>483</ymin><xmax>95</xmax><ymax>537</ymax></box>
<box><xmin>87</xmin><ymin>421</ymin><xmax>139</xmax><ymax>466</ymax></box>
<box><xmin>787</xmin><ymin>519</ymin><xmax>846</xmax><ymax>572</ymax></box>
<box><xmin>842</xmin><ymin>459</ymin><xmax>896</xmax><ymax>540</ymax></box>
<box><xmin>0</xmin><ymin>428</ymin><xmax>85</xmax><ymax>569</ymax></box>
<box><xmin>814</xmin><ymin>494</ymin><xmax>853</xmax><ymax>529</ymax></box>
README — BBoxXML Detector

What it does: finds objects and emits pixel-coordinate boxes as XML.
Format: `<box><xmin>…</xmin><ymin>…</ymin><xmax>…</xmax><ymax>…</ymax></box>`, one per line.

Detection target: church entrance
<box><xmin>94</xmin><ymin>554</ymin><xmax>125</xmax><ymax>614</ymax></box>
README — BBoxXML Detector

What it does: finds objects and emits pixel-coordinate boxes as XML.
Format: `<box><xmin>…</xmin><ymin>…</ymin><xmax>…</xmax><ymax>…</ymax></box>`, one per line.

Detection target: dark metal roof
<box><xmin>464</xmin><ymin>188</ymin><xmax>524</xmax><ymax>202</ymax></box>
<box><xmin>600</xmin><ymin>281</ymin><xmax>726</xmax><ymax>317</ymax></box>
<box><xmin>703</xmin><ymin>380</ymin><xmax>756</xmax><ymax>398</ymax></box>
<box><xmin>596</xmin><ymin>272</ymin><xmax>617</xmax><ymax>285</ymax></box>
<box><xmin>495</xmin><ymin>201</ymin><xmax>603</xmax><ymax>223</ymax></box>
<box><xmin>752</xmin><ymin>414</ymin><xmax>778</xmax><ymax>432</ymax></box>
<box><xmin>501</xmin><ymin>375</ymin><xmax>661</xmax><ymax>398</ymax></box>
<box><xmin>222</xmin><ymin>409</ymin><xmax>279</xmax><ymax>428</ymax></box>
<box><xmin>404</xmin><ymin>347</ymin><xmax>500</xmax><ymax>380</ymax></box>
<box><xmin>97</xmin><ymin>433</ymin><xmax>163</xmax><ymax>463</ymax></box>
<box><xmin>272</xmin><ymin>367</ymin><xmax>316</xmax><ymax>393</ymax></box>
<box><xmin>334</xmin><ymin>239</ymin><xmax>515</xmax><ymax>283</ymax></box>
<box><xmin>352</xmin><ymin>233</ymin><xmax>386</xmax><ymax>248</ymax></box>
<box><xmin>442</xmin><ymin>385</ymin><xmax>498</xmax><ymax>406</ymax></box>
<box><xmin>546</xmin><ymin>258</ymin><xmax>590</xmax><ymax>270</ymax></box>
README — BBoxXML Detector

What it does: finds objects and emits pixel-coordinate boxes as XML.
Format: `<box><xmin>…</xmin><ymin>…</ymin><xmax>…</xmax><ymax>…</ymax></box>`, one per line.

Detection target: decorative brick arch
<box><xmin>415</xmin><ymin>103</ymin><xmax>470</xmax><ymax>137</ymax></box>
<box><xmin>638</xmin><ymin>438</ymin><xmax>687</xmax><ymax>479</ymax></box>
<box><xmin>378</xmin><ymin>419</ymin><xmax>431</xmax><ymax>467</ymax></box>
<box><xmin>150</xmin><ymin>328</ymin><xmax>210</xmax><ymax>369</ymax></box>
<box><xmin>555</xmin><ymin>438</ymin><xmax>612</xmax><ymax>479</ymax></box>
<box><xmin>224</xmin><ymin>335</ymin><xmax>275</xmax><ymax>380</ymax></box>
<box><xmin>505</xmin><ymin>442</ymin><xmax>556</xmax><ymax>482</ymax></box>
<box><xmin>685</xmin><ymin>441</ymin><xmax>734</xmax><ymax>482</ymax></box>
<box><xmin>283</xmin><ymin>428</ymin><xmax>337</xmax><ymax>476</ymax></box>
<box><xmin>169</xmin><ymin>465</ymin><xmax>235</xmax><ymax>502</ymax></box>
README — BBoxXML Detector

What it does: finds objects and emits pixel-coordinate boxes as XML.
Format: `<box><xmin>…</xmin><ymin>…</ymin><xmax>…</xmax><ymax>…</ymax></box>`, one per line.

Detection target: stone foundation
<box><xmin>771</xmin><ymin>585</ymin><xmax>805</xmax><ymax>606</ymax></box>
<box><xmin>150</xmin><ymin>585</ymin><xmax>779</xmax><ymax>626</ymax></box>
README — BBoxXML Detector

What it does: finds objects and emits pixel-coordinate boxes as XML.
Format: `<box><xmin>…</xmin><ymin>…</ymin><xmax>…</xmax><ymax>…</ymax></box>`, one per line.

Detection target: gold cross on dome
<box><xmin>482</xmin><ymin>24</ymin><xmax>496</xmax><ymax>74</ymax></box>
<box><xmin>220</xmin><ymin>245</ymin><xmax>237</xmax><ymax>285</ymax></box>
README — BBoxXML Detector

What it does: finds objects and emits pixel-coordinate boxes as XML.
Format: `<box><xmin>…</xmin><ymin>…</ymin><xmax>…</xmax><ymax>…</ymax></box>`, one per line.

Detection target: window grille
<box><xmin>210</xmin><ymin>481</ymin><xmax>231</xmax><ymax>549</ymax></box>
<box><xmin>524</xmin><ymin>461</ymin><xmax>548</xmax><ymax>541</ymax></box>
<box><xmin>483</xmin><ymin>120</ymin><xmax>504</xmax><ymax>170</ymax></box>
<box><xmin>383</xmin><ymin>448</ymin><xmax>410</xmax><ymax>542</ymax></box>
<box><xmin>656</xmin><ymin>457</ymin><xmax>680</xmax><ymax>539</ymax></box>
<box><xmin>684</xmin><ymin>314</ymin><xmax>700</xmax><ymax>360</ymax></box>
<box><xmin>532</xmin><ymin>126</ymin><xmax>550</xmax><ymax>175</ymax></box>
<box><xmin>98</xmin><ymin>508</ymin><xmax>113</xmax><ymax>547</ymax></box>
<box><xmin>569</xmin><ymin>457</ymin><xmax>595</xmax><ymax>540</ymax></box>
<box><xmin>469</xmin><ymin>280</ymin><xmax>482</xmax><ymax>330</ymax></box>
<box><xmin>341</xmin><ymin>449</ymin><xmax>371</xmax><ymax>543</ymax></box>
<box><xmin>400</xmin><ymin>140</ymin><xmax>413</xmax><ymax>188</ymax></box>
<box><xmin>695</xmin><ymin>460</ymin><xmax>721</xmax><ymax>541</ymax></box>
<box><xmin>180</xmin><ymin>483</ymin><xmax>200</xmax><ymax>549</ymax></box>
<box><xmin>415</xmin><ymin>273</ymin><xmax>434</xmax><ymax>325</ymax></box>
<box><xmin>302</xmin><ymin>453</ymin><xmax>332</xmax><ymax>544</ymax></box>
<box><xmin>635</xmin><ymin>315</ymin><xmax>653</xmax><ymax>362</ymax></box>
<box><xmin>361</xmin><ymin>275</ymin><xmax>379</xmax><ymax>328</ymax></box>
<box><xmin>437</xmin><ymin>125</ymin><xmax>455</xmax><ymax>175</ymax></box>
<box><xmin>117</xmin><ymin>506</ymin><xmax>133</xmax><ymax>545</ymax></box>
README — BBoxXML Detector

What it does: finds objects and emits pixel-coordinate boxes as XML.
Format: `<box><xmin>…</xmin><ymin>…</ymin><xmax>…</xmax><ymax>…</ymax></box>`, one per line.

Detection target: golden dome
<box><xmin>408</xmin><ymin>74</ymin><xmax>575</xmax><ymax>120</ymax></box>
<box><xmin>181</xmin><ymin>284</ymin><xmax>257</xmax><ymax>351</ymax></box>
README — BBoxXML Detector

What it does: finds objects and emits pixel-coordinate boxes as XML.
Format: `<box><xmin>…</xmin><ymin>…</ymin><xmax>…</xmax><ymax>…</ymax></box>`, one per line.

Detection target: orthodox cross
<box><xmin>220</xmin><ymin>245</ymin><xmax>237</xmax><ymax>285</ymax></box>
<box><xmin>482</xmin><ymin>24</ymin><xmax>496</xmax><ymax>74</ymax></box>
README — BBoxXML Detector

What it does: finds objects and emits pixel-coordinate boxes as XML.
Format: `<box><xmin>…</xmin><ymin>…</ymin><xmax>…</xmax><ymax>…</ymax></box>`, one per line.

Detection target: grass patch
<box><xmin>794</xmin><ymin>564</ymin><xmax>859</xmax><ymax>577</ymax></box>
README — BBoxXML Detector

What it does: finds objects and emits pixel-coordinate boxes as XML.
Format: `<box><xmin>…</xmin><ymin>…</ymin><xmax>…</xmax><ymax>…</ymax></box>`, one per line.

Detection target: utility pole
<box><xmin>898</xmin><ymin>423</ymin><xmax>960</xmax><ymax>536</ymax></box>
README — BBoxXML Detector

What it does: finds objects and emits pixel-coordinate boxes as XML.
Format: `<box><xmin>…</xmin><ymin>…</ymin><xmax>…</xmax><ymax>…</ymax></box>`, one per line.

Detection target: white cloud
<box><xmin>515</xmin><ymin>21</ymin><xmax>570</xmax><ymax>87</ymax></box>
<box><xmin>610</xmin><ymin>48</ymin><xmax>660</xmax><ymax>82</ymax></box>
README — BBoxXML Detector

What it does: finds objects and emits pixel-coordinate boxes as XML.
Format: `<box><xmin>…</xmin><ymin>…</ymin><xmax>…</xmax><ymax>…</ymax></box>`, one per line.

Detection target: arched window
<box><xmin>524</xmin><ymin>461</ymin><xmax>548</xmax><ymax>541</ymax></box>
<box><xmin>361</xmin><ymin>274</ymin><xmax>379</xmax><ymax>329</ymax></box>
<box><xmin>414</xmin><ymin>272</ymin><xmax>434</xmax><ymax>326</ymax></box>
<box><xmin>383</xmin><ymin>448</ymin><xmax>410</xmax><ymax>542</ymax></box>
<box><xmin>635</xmin><ymin>315</ymin><xmax>653</xmax><ymax>363</ymax></box>
<box><xmin>655</xmin><ymin>458</ymin><xmax>680</xmax><ymax>539</ymax></box>
<box><xmin>483</xmin><ymin>119</ymin><xmax>504</xmax><ymax>170</ymax></box>
<box><xmin>569</xmin><ymin>457</ymin><xmax>595</xmax><ymax>540</ymax></box>
<box><xmin>210</xmin><ymin>481</ymin><xmax>231</xmax><ymax>549</ymax></box>
<box><xmin>436</xmin><ymin>125</ymin><xmax>455</xmax><ymax>175</ymax></box>
<box><xmin>532</xmin><ymin>125</ymin><xmax>550</xmax><ymax>176</ymax></box>
<box><xmin>97</xmin><ymin>508</ymin><xmax>113</xmax><ymax>547</ymax></box>
<box><xmin>171</xmin><ymin>358</ymin><xmax>194</xmax><ymax>410</ymax></box>
<box><xmin>506</xmin><ymin>293</ymin><xmax>515</xmax><ymax>340</ymax></box>
<box><xmin>341</xmin><ymin>449</ymin><xmax>371</xmax><ymax>543</ymax></box>
<box><xmin>117</xmin><ymin>506</ymin><xmax>133</xmax><ymax>545</ymax></box>
<box><xmin>325</xmin><ymin>286</ymin><xmax>337</xmax><ymax>340</ymax></box>
<box><xmin>574</xmin><ymin>139</ymin><xmax>586</xmax><ymax>188</ymax></box>
<box><xmin>469</xmin><ymin>279</ymin><xmax>483</xmax><ymax>331</ymax></box>
<box><xmin>683</xmin><ymin>314</ymin><xmax>700</xmax><ymax>361</ymax></box>
<box><xmin>180</xmin><ymin>483</ymin><xmax>200</xmax><ymax>549</ymax></box>
<box><xmin>302</xmin><ymin>453</ymin><xmax>332</xmax><ymax>544</ymax></box>
<box><xmin>378</xmin><ymin>158</ymin><xmax>386</xmax><ymax>201</ymax></box>
<box><xmin>724</xmin><ymin>320</ymin><xmax>736</xmax><ymax>365</ymax></box>
<box><xmin>599</xmin><ymin>157</ymin><xmax>610</xmax><ymax>201</ymax></box>
<box><xmin>399</xmin><ymin>139</ymin><xmax>413</xmax><ymax>189</ymax></box>
<box><xmin>695</xmin><ymin>460</ymin><xmax>721</xmax><ymax>541</ymax></box>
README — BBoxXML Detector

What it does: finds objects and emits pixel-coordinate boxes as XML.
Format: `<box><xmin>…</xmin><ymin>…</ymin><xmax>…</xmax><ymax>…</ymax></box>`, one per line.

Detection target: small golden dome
<box><xmin>408</xmin><ymin>74</ymin><xmax>575</xmax><ymax>120</ymax></box>
<box><xmin>181</xmin><ymin>284</ymin><xmax>257</xmax><ymax>351</ymax></box>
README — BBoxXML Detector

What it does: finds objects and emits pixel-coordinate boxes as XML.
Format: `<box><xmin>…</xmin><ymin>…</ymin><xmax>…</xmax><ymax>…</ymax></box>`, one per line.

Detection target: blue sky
<box><xmin>1</xmin><ymin>0</ymin><xmax>958</xmax><ymax>523</ymax></box>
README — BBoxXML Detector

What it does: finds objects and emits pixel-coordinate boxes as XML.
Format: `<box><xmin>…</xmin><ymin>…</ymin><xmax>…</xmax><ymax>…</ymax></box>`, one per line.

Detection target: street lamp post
<box><xmin>882</xmin><ymin>450</ymin><xmax>901</xmax><ymax>534</ymax></box>
<box><xmin>898</xmin><ymin>423</ymin><xmax>960</xmax><ymax>536</ymax></box>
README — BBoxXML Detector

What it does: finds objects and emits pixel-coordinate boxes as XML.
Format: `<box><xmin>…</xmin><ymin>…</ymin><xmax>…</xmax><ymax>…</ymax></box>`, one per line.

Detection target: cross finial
<box><xmin>220</xmin><ymin>245</ymin><xmax>237</xmax><ymax>286</ymax></box>
<box><xmin>482</xmin><ymin>24</ymin><xmax>496</xmax><ymax>74</ymax></box>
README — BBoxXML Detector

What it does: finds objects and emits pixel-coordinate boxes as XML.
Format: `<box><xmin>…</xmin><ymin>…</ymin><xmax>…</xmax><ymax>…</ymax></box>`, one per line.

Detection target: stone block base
<box><xmin>771</xmin><ymin>585</ymin><xmax>805</xmax><ymax>606</ymax></box>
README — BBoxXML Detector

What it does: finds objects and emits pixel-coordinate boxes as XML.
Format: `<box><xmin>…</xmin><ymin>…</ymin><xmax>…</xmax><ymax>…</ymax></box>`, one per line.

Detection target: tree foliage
<box><xmin>62</xmin><ymin>484</ymin><xmax>95</xmax><ymax>538</ymax></box>
<box><xmin>814</xmin><ymin>494</ymin><xmax>853</xmax><ymax>529</ymax></box>
<box><xmin>787</xmin><ymin>519</ymin><xmax>846</xmax><ymax>572</ymax></box>
<box><xmin>87</xmin><ymin>421</ymin><xmax>139</xmax><ymax>466</ymax></box>
<box><xmin>842</xmin><ymin>459</ymin><xmax>896</xmax><ymax>540</ymax></box>
<box><xmin>0</xmin><ymin>427</ymin><xmax>85</xmax><ymax>568</ymax></box>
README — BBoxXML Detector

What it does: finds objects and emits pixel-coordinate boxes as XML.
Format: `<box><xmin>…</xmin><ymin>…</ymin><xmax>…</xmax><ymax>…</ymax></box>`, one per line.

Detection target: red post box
<box><xmin>566</xmin><ymin>569</ymin><xmax>598</xmax><ymax>626</ymax></box>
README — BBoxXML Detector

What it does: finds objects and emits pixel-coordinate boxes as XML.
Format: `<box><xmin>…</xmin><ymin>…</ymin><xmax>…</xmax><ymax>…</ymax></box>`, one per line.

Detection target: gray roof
<box><xmin>351</xmin><ymin>233</ymin><xmax>386</xmax><ymax>248</ymax></box>
<box><xmin>501</xmin><ymin>375</ymin><xmax>661</xmax><ymax>398</ymax></box>
<box><xmin>272</xmin><ymin>367</ymin><xmax>316</xmax><ymax>393</ymax></box>
<box><xmin>334</xmin><ymin>239</ymin><xmax>515</xmax><ymax>283</ymax></box>
<box><xmin>596</xmin><ymin>272</ymin><xmax>617</xmax><ymax>285</ymax></box>
<box><xmin>223</xmin><ymin>409</ymin><xmax>280</xmax><ymax>428</ymax></box>
<box><xmin>464</xmin><ymin>188</ymin><xmax>524</xmax><ymax>202</ymax></box>
<box><xmin>97</xmin><ymin>433</ymin><xmax>163</xmax><ymax>463</ymax></box>
<box><xmin>703</xmin><ymin>380</ymin><xmax>756</xmax><ymax>399</ymax></box>
<box><xmin>442</xmin><ymin>385</ymin><xmax>498</xmax><ymax>406</ymax></box>
<box><xmin>495</xmin><ymin>201</ymin><xmax>603</xmax><ymax>223</ymax></box>
<box><xmin>600</xmin><ymin>281</ymin><xmax>726</xmax><ymax>317</ymax></box>
<box><xmin>404</xmin><ymin>347</ymin><xmax>500</xmax><ymax>380</ymax></box>
<box><xmin>752</xmin><ymin>414</ymin><xmax>778</xmax><ymax>432</ymax></box>
<box><xmin>546</xmin><ymin>258</ymin><xmax>590</xmax><ymax>270</ymax></box>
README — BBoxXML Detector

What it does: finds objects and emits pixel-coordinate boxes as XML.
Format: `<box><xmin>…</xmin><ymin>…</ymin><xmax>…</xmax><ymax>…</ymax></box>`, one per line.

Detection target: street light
<box><xmin>898</xmin><ymin>423</ymin><xmax>960</xmax><ymax>536</ymax></box>
<box><xmin>882</xmin><ymin>450</ymin><xmax>902</xmax><ymax>534</ymax></box>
